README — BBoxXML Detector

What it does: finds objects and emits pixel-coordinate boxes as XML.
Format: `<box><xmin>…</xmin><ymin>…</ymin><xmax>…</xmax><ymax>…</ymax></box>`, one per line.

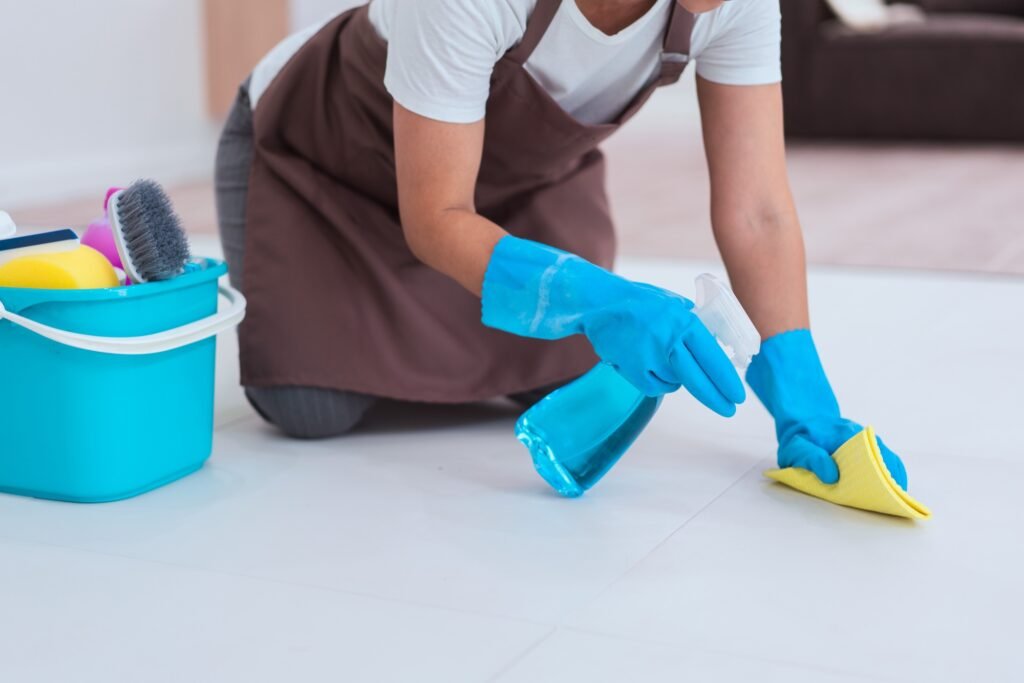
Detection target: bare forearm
<box><xmin>696</xmin><ymin>78</ymin><xmax>810</xmax><ymax>340</ymax></box>
<box><xmin>394</xmin><ymin>103</ymin><xmax>505</xmax><ymax>295</ymax></box>
<box><xmin>402</xmin><ymin>208</ymin><xmax>505</xmax><ymax>296</ymax></box>
<box><xmin>712</xmin><ymin>205</ymin><xmax>810</xmax><ymax>339</ymax></box>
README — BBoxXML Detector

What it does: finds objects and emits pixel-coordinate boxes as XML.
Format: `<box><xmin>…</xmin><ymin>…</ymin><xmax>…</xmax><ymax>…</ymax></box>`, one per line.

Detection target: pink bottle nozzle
<box><xmin>103</xmin><ymin>187</ymin><xmax>122</xmax><ymax>212</ymax></box>
<box><xmin>82</xmin><ymin>187</ymin><xmax>128</xmax><ymax>276</ymax></box>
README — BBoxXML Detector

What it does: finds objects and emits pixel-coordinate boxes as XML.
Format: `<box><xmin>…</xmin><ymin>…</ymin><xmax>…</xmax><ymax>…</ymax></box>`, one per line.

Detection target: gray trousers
<box><xmin>215</xmin><ymin>80</ymin><xmax>558</xmax><ymax>439</ymax></box>
<box><xmin>215</xmin><ymin>79</ymin><xmax>378</xmax><ymax>439</ymax></box>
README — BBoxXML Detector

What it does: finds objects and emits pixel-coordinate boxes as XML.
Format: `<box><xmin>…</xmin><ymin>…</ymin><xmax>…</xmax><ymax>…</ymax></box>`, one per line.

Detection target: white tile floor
<box><xmin>1</xmin><ymin>241</ymin><xmax>1022</xmax><ymax>682</ymax></box>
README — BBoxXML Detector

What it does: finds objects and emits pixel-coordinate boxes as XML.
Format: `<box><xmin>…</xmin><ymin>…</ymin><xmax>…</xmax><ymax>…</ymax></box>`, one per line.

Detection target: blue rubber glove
<box><xmin>482</xmin><ymin>236</ymin><xmax>745</xmax><ymax>416</ymax></box>
<box><xmin>746</xmin><ymin>329</ymin><xmax>908</xmax><ymax>490</ymax></box>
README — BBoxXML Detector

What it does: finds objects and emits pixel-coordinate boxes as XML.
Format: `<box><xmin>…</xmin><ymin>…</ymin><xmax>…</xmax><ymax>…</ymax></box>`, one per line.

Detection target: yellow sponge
<box><xmin>0</xmin><ymin>245</ymin><xmax>120</xmax><ymax>290</ymax></box>
<box><xmin>765</xmin><ymin>426</ymin><xmax>931</xmax><ymax>520</ymax></box>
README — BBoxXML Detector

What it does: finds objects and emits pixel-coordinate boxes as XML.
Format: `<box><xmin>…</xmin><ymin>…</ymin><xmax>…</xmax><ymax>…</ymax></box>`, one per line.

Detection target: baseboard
<box><xmin>0</xmin><ymin>131</ymin><xmax>220</xmax><ymax>211</ymax></box>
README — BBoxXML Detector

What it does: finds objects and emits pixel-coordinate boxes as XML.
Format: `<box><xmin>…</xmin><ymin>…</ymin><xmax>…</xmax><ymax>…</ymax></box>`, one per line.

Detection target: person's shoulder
<box><xmin>501</xmin><ymin>0</ymin><xmax>536</xmax><ymax>27</ymax></box>
<box><xmin>469</xmin><ymin>0</ymin><xmax>535</xmax><ymax>39</ymax></box>
<box><xmin>713</xmin><ymin>0</ymin><xmax>781</xmax><ymax>26</ymax></box>
<box><xmin>408</xmin><ymin>0</ymin><xmax>532</xmax><ymax>20</ymax></box>
<box><xmin>441</xmin><ymin>0</ymin><xmax>535</xmax><ymax>52</ymax></box>
<box><xmin>693</xmin><ymin>0</ymin><xmax>780</xmax><ymax>44</ymax></box>
<box><xmin>691</xmin><ymin>0</ymin><xmax>782</xmax><ymax>85</ymax></box>
<box><xmin>408</xmin><ymin>0</ymin><xmax>532</xmax><ymax>40</ymax></box>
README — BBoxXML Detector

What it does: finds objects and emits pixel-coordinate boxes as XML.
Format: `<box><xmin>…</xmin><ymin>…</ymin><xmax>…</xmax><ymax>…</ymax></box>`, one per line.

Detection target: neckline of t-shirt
<box><xmin>563</xmin><ymin>0</ymin><xmax>672</xmax><ymax>46</ymax></box>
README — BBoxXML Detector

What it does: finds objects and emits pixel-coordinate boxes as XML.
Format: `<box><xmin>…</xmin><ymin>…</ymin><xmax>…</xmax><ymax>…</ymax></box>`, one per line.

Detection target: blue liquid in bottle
<box><xmin>514</xmin><ymin>363</ymin><xmax>662</xmax><ymax>497</ymax></box>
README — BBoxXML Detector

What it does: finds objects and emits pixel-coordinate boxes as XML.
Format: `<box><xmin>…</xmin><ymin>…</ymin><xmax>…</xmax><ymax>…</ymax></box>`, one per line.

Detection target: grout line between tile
<box><xmin>214</xmin><ymin>410</ymin><xmax>259</xmax><ymax>431</ymax></box>
<box><xmin>554</xmin><ymin>458</ymin><xmax>767</xmax><ymax>628</ymax></box>
<box><xmin>485</xmin><ymin>626</ymin><xmax>560</xmax><ymax>682</ymax></box>
<box><xmin>556</xmin><ymin>625</ymin><xmax>901</xmax><ymax>683</ymax></box>
<box><xmin>0</xmin><ymin>533</ymin><xmax>559</xmax><ymax>632</ymax></box>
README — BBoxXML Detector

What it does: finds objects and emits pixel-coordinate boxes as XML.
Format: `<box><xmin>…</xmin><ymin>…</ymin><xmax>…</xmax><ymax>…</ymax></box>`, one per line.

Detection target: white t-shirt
<box><xmin>250</xmin><ymin>0</ymin><xmax>781</xmax><ymax>125</ymax></box>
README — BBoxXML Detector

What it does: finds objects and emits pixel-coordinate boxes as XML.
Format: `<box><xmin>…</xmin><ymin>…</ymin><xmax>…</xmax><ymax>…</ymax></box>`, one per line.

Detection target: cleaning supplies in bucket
<box><xmin>81</xmin><ymin>188</ymin><xmax>126</xmax><ymax>271</ymax></box>
<box><xmin>0</xmin><ymin>182</ymin><xmax>244</xmax><ymax>502</ymax></box>
<box><xmin>516</xmin><ymin>274</ymin><xmax>760</xmax><ymax>497</ymax></box>
<box><xmin>0</xmin><ymin>179</ymin><xmax>191</xmax><ymax>291</ymax></box>
<box><xmin>0</xmin><ymin>228</ymin><xmax>120</xmax><ymax>289</ymax></box>
<box><xmin>81</xmin><ymin>180</ymin><xmax>192</xmax><ymax>285</ymax></box>
<box><xmin>0</xmin><ymin>245</ymin><xmax>121</xmax><ymax>289</ymax></box>
<box><xmin>0</xmin><ymin>259</ymin><xmax>245</xmax><ymax>502</ymax></box>
<box><xmin>0</xmin><ymin>228</ymin><xmax>80</xmax><ymax>266</ymax></box>
<box><xmin>106</xmin><ymin>180</ymin><xmax>191</xmax><ymax>283</ymax></box>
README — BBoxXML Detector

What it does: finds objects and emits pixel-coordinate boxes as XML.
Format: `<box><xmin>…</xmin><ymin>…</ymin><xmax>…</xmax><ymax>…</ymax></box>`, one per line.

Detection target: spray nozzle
<box><xmin>693</xmin><ymin>273</ymin><xmax>761</xmax><ymax>370</ymax></box>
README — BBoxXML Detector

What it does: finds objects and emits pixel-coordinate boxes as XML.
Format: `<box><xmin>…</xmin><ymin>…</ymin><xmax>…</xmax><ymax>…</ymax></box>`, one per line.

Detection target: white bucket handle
<box><xmin>0</xmin><ymin>284</ymin><xmax>246</xmax><ymax>356</ymax></box>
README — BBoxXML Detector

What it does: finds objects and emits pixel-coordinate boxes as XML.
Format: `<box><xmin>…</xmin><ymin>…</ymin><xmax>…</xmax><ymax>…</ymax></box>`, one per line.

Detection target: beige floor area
<box><xmin>604</xmin><ymin>92</ymin><xmax>1024</xmax><ymax>276</ymax></box>
<box><xmin>12</xmin><ymin>81</ymin><xmax>1024</xmax><ymax>276</ymax></box>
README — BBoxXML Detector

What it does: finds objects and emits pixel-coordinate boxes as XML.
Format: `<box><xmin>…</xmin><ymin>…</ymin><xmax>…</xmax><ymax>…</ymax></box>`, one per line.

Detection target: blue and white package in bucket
<box><xmin>0</xmin><ymin>258</ymin><xmax>245</xmax><ymax>503</ymax></box>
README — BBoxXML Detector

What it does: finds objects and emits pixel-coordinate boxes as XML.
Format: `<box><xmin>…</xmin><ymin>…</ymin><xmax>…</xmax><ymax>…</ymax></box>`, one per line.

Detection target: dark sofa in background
<box><xmin>780</xmin><ymin>0</ymin><xmax>1024</xmax><ymax>141</ymax></box>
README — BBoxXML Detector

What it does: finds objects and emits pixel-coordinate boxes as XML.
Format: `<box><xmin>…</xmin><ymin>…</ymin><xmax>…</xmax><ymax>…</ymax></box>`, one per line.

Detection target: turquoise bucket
<box><xmin>0</xmin><ymin>259</ymin><xmax>246</xmax><ymax>503</ymax></box>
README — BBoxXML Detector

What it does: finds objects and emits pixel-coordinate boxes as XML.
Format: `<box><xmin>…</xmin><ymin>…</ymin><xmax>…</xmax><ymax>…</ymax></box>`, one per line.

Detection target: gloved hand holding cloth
<box><xmin>481</xmin><ymin>236</ymin><xmax>745</xmax><ymax>416</ymax></box>
<box><xmin>747</xmin><ymin>329</ymin><xmax>908</xmax><ymax>490</ymax></box>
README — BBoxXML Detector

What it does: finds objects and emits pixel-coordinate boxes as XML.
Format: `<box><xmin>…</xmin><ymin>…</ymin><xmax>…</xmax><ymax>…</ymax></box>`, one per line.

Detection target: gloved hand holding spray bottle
<box><xmin>482</xmin><ymin>236</ymin><xmax>758</xmax><ymax>496</ymax></box>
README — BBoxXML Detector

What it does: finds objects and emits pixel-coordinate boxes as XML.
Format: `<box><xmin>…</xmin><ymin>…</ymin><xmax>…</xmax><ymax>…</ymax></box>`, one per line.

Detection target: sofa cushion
<box><xmin>821</xmin><ymin>13</ymin><xmax>1024</xmax><ymax>44</ymax></box>
<box><xmin>912</xmin><ymin>1</ymin><xmax>1024</xmax><ymax>17</ymax></box>
<box><xmin>791</xmin><ymin>12</ymin><xmax>1024</xmax><ymax>141</ymax></box>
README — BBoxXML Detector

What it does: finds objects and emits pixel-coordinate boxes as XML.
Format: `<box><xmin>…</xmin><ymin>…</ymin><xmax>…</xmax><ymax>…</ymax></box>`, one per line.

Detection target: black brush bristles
<box><xmin>114</xmin><ymin>179</ymin><xmax>191</xmax><ymax>282</ymax></box>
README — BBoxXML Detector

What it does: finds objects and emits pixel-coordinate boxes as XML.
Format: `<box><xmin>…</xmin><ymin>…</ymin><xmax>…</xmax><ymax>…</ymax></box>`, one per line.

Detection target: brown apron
<box><xmin>242</xmin><ymin>0</ymin><xmax>696</xmax><ymax>402</ymax></box>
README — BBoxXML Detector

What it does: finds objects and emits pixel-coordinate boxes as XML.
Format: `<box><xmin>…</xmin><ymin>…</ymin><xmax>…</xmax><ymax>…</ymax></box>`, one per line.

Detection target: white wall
<box><xmin>0</xmin><ymin>0</ymin><xmax>219</xmax><ymax>209</ymax></box>
<box><xmin>289</xmin><ymin>0</ymin><xmax>363</xmax><ymax>30</ymax></box>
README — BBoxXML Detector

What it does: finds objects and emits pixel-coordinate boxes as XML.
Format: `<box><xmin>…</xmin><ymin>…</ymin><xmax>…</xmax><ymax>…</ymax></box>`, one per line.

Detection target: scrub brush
<box><xmin>107</xmin><ymin>180</ymin><xmax>192</xmax><ymax>283</ymax></box>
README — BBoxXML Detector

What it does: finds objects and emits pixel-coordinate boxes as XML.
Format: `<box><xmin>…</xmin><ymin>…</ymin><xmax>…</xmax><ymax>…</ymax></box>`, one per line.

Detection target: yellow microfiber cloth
<box><xmin>0</xmin><ymin>246</ymin><xmax>120</xmax><ymax>290</ymax></box>
<box><xmin>765</xmin><ymin>426</ymin><xmax>931</xmax><ymax>520</ymax></box>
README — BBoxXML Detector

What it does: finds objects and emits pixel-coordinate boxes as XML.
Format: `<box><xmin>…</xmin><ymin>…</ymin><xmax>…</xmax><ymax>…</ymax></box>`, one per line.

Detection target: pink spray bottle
<box><xmin>80</xmin><ymin>188</ymin><xmax>128</xmax><ymax>284</ymax></box>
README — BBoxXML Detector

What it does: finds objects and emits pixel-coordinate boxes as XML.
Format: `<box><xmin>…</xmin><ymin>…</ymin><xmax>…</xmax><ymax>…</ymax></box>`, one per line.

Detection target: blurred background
<box><xmin>2</xmin><ymin>0</ymin><xmax>1022</xmax><ymax>274</ymax></box>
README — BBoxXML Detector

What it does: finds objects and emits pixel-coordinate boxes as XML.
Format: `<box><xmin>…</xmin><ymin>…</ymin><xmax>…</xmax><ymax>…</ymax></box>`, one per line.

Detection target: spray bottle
<box><xmin>515</xmin><ymin>274</ymin><xmax>761</xmax><ymax>497</ymax></box>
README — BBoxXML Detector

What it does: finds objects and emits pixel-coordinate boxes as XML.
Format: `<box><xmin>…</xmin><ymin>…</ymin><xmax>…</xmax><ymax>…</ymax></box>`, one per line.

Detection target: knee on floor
<box><xmin>244</xmin><ymin>386</ymin><xmax>375</xmax><ymax>440</ymax></box>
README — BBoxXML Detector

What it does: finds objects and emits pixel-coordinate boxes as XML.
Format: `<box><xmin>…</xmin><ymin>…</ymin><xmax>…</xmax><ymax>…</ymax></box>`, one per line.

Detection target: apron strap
<box><xmin>506</xmin><ymin>0</ymin><xmax>563</xmax><ymax>66</ymax></box>
<box><xmin>658</xmin><ymin>1</ymin><xmax>696</xmax><ymax>84</ymax></box>
<box><xmin>612</xmin><ymin>1</ymin><xmax>696</xmax><ymax>124</ymax></box>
